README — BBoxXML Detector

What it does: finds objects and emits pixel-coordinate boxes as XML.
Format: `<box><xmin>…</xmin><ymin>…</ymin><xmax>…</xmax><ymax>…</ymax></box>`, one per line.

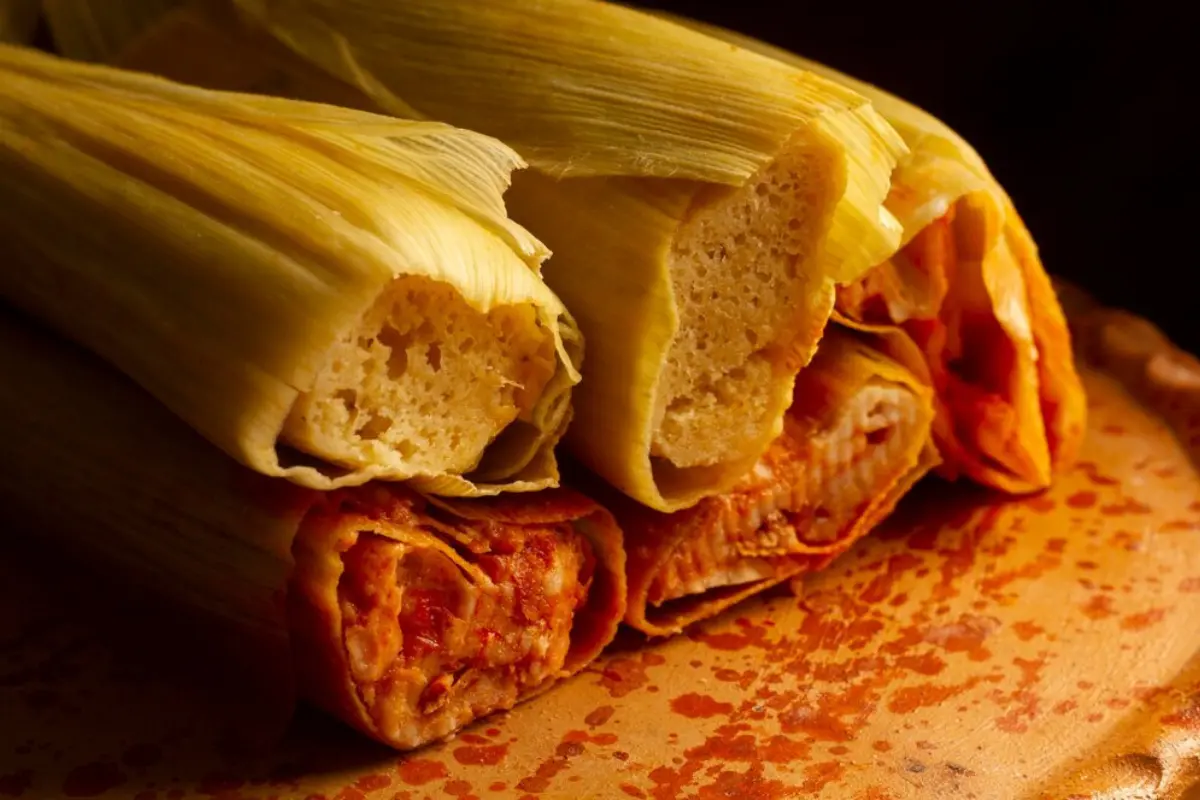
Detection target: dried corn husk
<box><xmin>0</xmin><ymin>309</ymin><xmax>625</xmax><ymax>751</ymax></box>
<box><xmin>669</xmin><ymin>16</ymin><xmax>1086</xmax><ymax>493</ymax></box>
<box><xmin>41</xmin><ymin>0</ymin><xmax>182</xmax><ymax>61</ymax></box>
<box><xmin>0</xmin><ymin>0</ymin><xmax>38</xmax><ymax>43</ymax></box>
<box><xmin>220</xmin><ymin>0</ymin><xmax>908</xmax><ymax>511</ymax></box>
<box><xmin>0</xmin><ymin>43</ymin><xmax>582</xmax><ymax>496</ymax></box>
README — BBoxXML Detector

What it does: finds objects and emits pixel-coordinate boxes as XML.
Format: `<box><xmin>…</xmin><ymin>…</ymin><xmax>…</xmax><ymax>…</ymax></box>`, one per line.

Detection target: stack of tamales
<box><xmin>0</xmin><ymin>0</ymin><xmax>1085</xmax><ymax>751</ymax></box>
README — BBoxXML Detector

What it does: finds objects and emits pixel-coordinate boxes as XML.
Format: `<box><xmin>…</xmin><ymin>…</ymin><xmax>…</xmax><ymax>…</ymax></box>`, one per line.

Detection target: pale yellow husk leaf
<box><xmin>0</xmin><ymin>43</ymin><xmax>580</xmax><ymax>495</ymax></box>
<box><xmin>676</xmin><ymin>15</ymin><xmax>1086</xmax><ymax>491</ymax></box>
<box><xmin>218</xmin><ymin>0</ymin><xmax>907</xmax><ymax>511</ymax></box>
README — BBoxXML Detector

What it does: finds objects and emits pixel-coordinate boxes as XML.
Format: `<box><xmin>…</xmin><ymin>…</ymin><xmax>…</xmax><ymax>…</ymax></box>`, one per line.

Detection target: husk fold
<box><xmin>0</xmin><ymin>43</ymin><xmax>581</xmax><ymax>495</ymax></box>
<box><xmin>41</xmin><ymin>0</ymin><xmax>184</xmax><ymax>61</ymax></box>
<box><xmin>671</xmin><ymin>16</ymin><xmax>1086</xmax><ymax>492</ymax></box>
<box><xmin>222</xmin><ymin>0</ymin><xmax>908</xmax><ymax>511</ymax></box>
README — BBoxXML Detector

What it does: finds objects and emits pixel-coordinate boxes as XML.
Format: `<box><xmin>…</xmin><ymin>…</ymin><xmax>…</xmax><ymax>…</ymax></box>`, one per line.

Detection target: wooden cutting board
<box><xmin>3</xmin><ymin>299</ymin><xmax>1200</xmax><ymax>800</ymax></box>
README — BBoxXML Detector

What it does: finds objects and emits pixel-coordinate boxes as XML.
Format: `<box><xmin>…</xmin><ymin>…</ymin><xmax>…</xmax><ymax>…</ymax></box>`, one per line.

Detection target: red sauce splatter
<box><xmin>858</xmin><ymin>789</ymin><xmax>898</xmax><ymax>800</ymax></box>
<box><xmin>829</xmin><ymin>745</ymin><xmax>850</xmax><ymax>755</ymax></box>
<box><xmin>1086</xmin><ymin>712</ymin><xmax>1104</xmax><ymax>723</ymax></box>
<box><xmin>671</xmin><ymin>693</ymin><xmax>734</xmax><ymax>719</ymax></box>
<box><xmin>1066</xmin><ymin>491</ymin><xmax>1097</xmax><ymax>509</ymax></box>
<box><xmin>1045</xmin><ymin>538</ymin><xmax>1068</xmax><ymax>554</ymax></box>
<box><xmin>801</xmin><ymin>761</ymin><xmax>847</xmax><ymax>794</ymax></box>
<box><xmin>1078</xmin><ymin>680</ymin><xmax>1095</xmax><ymax>690</ymax></box>
<box><xmin>1025</xmin><ymin>495</ymin><xmax>1057</xmax><ymax>513</ymax></box>
<box><xmin>1076</xmin><ymin>560</ymin><xmax>1099</xmax><ymax>570</ymax></box>
<box><xmin>1179</xmin><ymin>577</ymin><xmax>1200</xmax><ymax>593</ymax></box>
<box><xmin>1053</xmin><ymin>700</ymin><xmax>1078</xmax><ymax>714</ymax></box>
<box><xmin>1082</xmin><ymin>594</ymin><xmax>1116</xmax><ymax>619</ymax></box>
<box><xmin>585</xmin><ymin>706</ymin><xmax>615</xmax><ymax>727</ymax></box>
<box><xmin>872</xmin><ymin>741</ymin><xmax>892</xmax><ymax>752</ymax></box>
<box><xmin>442</xmin><ymin>779</ymin><xmax>475</xmax><ymax>798</ymax></box>
<box><xmin>452</xmin><ymin>744</ymin><xmax>508</xmax><ymax>767</ymax></box>
<box><xmin>61</xmin><ymin>763</ymin><xmax>126</xmax><ymax>798</ymax></box>
<box><xmin>1121</xmin><ymin>608</ymin><xmax>1168</xmax><ymax>631</ymax></box>
<box><xmin>0</xmin><ymin>770</ymin><xmax>33</xmax><ymax>798</ymax></box>
<box><xmin>887</xmin><ymin>676</ymin><xmax>993</xmax><ymax>713</ymax></box>
<box><xmin>620</xmin><ymin>784</ymin><xmax>646</xmax><ymax>799</ymax></box>
<box><xmin>1075</xmin><ymin>461</ymin><xmax>1121</xmax><ymax>486</ymax></box>
<box><xmin>858</xmin><ymin>554</ymin><xmax>923</xmax><ymax>603</ymax></box>
<box><xmin>121</xmin><ymin>744</ymin><xmax>162</xmax><ymax>769</ymax></box>
<box><xmin>1100</xmin><ymin>498</ymin><xmax>1154</xmax><ymax>517</ymax></box>
<box><xmin>597</xmin><ymin>652</ymin><xmax>663</xmax><ymax>698</ymax></box>
<box><xmin>487</xmin><ymin>783</ymin><xmax>507</xmax><ymax>792</ymax></box>
<box><xmin>1011</xmin><ymin>621</ymin><xmax>1044</xmax><ymax>641</ymax></box>
<box><xmin>1162</xmin><ymin>519</ymin><xmax>1199</xmax><ymax>532</ymax></box>
<box><xmin>695</xmin><ymin>764</ymin><xmax>793</xmax><ymax>800</ymax></box>
<box><xmin>485</xmin><ymin>728</ymin><xmax>502</xmax><ymax>738</ymax></box>
<box><xmin>397</xmin><ymin>759</ymin><xmax>448</xmax><ymax>787</ymax></box>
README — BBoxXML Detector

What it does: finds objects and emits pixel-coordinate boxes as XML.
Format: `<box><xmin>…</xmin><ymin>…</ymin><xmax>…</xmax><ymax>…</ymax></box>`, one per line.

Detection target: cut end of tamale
<box><xmin>285</xmin><ymin>274</ymin><xmax>560</xmax><ymax>480</ymax></box>
<box><xmin>652</xmin><ymin>130</ymin><xmax>843</xmax><ymax>468</ymax></box>
<box><xmin>624</xmin><ymin>330</ymin><xmax>938</xmax><ymax>636</ymax></box>
<box><xmin>288</xmin><ymin>487</ymin><xmax>625</xmax><ymax>750</ymax></box>
<box><xmin>0</xmin><ymin>43</ymin><xmax>580</xmax><ymax>496</ymax></box>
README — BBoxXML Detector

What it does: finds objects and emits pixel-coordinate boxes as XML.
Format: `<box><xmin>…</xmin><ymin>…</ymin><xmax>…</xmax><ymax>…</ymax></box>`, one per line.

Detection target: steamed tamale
<box><xmin>618</xmin><ymin>328</ymin><xmax>939</xmax><ymax>635</ymax></box>
<box><xmin>221</xmin><ymin>0</ymin><xmax>909</xmax><ymax>511</ymax></box>
<box><xmin>0</xmin><ymin>44</ymin><xmax>582</xmax><ymax>496</ymax></box>
<box><xmin>667</xmin><ymin>17</ymin><xmax>1086</xmax><ymax>494</ymax></box>
<box><xmin>41</xmin><ymin>0</ymin><xmax>183</xmax><ymax>61</ymax></box>
<box><xmin>0</xmin><ymin>310</ymin><xmax>625</xmax><ymax>751</ymax></box>
<box><xmin>0</xmin><ymin>0</ymin><xmax>37</xmax><ymax>43</ymax></box>
<box><xmin>115</xmin><ymin>4</ymin><xmax>928</xmax><ymax>635</ymax></box>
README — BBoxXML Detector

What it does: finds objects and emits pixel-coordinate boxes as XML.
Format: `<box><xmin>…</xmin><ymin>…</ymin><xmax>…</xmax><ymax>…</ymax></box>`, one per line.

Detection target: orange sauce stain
<box><xmin>800</xmin><ymin>761</ymin><xmax>847</xmax><ymax>794</ymax></box>
<box><xmin>670</xmin><ymin>693</ymin><xmax>734</xmax><ymax>719</ymax></box>
<box><xmin>1179</xmin><ymin>577</ymin><xmax>1200</xmax><ymax>593</ymax></box>
<box><xmin>1011</xmin><ymin>621</ymin><xmax>1044</xmax><ymax>641</ymax></box>
<box><xmin>887</xmin><ymin>676</ymin><xmax>993</xmax><ymax>713</ymax></box>
<box><xmin>1100</xmin><ymin>498</ymin><xmax>1154</xmax><ymax>517</ymax></box>
<box><xmin>1053</xmin><ymin>699</ymin><xmax>1078</xmax><ymax>714</ymax></box>
<box><xmin>397</xmin><ymin>759</ymin><xmax>448</xmax><ymax>787</ymax></box>
<box><xmin>353</xmin><ymin>774</ymin><xmax>391</xmax><ymax>791</ymax></box>
<box><xmin>872</xmin><ymin>741</ymin><xmax>893</xmax><ymax>752</ymax></box>
<box><xmin>1120</xmin><ymin>608</ymin><xmax>1168</xmax><ymax>631</ymax></box>
<box><xmin>620</xmin><ymin>785</ymin><xmax>646</xmax><ymax>799</ymax></box>
<box><xmin>585</xmin><ymin>706</ymin><xmax>615</xmax><ymax>727</ymax></box>
<box><xmin>1025</xmin><ymin>495</ymin><xmax>1057</xmax><ymax>513</ymax></box>
<box><xmin>442</xmin><ymin>779</ymin><xmax>476</xmax><ymax>798</ymax></box>
<box><xmin>1082</xmin><ymin>595</ymin><xmax>1117</xmax><ymax>619</ymax></box>
<box><xmin>1065</xmin><ymin>491</ymin><xmax>1097</xmax><ymax>509</ymax></box>
<box><xmin>452</xmin><ymin>743</ymin><xmax>508</xmax><ymax>767</ymax></box>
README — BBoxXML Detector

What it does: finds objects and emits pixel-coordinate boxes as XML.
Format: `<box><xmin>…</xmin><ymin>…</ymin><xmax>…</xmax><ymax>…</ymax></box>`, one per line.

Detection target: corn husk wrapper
<box><xmin>0</xmin><ymin>310</ymin><xmax>626</xmax><ymax>750</ymax></box>
<box><xmin>222</xmin><ymin>0</ymin><xmax>909</xmax><ymax>511</ymax></box>
<box><xmin>40</xmin><ymin>0</ymin><xmax>183</xmax><ymax>61</ymax></box>
<box><xmin>671</xmin><ymin>17</ymin><xmax>1086</xmax><ymax>494</ymax></box>
<box><xmin>0</xmin><ymin>43</ymin><xmax>583</xmax><ymax>496</ymax></box>
<box><xmin>0</xmin><ymin>0</ymin><xmax>37</xmax><ymax>43</ymax></box>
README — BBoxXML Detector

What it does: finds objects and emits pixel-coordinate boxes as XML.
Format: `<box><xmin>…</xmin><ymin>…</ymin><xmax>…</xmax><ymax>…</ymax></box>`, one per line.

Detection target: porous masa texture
<box><xmin>284</xmin><ymin>274</ymin><xmax>558</xmax><ymax>476</ymax></box>
<box><xmin>653</xmin><ymin>134</ymin><xmax>841</xmax><ymax>468</ymax></box>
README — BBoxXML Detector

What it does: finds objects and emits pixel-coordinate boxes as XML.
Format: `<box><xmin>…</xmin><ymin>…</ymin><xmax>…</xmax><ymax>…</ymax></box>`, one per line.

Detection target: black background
<box><xmin>633</xmin><ymin>1</ymin><xmax>1199</xmax><ymax>351</ymax></box>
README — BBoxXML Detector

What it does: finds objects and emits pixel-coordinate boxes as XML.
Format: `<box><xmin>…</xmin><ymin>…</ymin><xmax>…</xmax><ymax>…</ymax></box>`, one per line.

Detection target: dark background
<box><xmin>633</xmin><ymin>1</ymin><xmax>1198</xmax><ymax>351</ymax></box>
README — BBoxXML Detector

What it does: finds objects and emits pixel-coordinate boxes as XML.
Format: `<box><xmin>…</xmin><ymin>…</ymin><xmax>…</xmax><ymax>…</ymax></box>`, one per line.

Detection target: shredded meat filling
<box><xmin>337</xmin><ymin>515</ymin><xmax>594</xmax><ymax>745</ymax></box>
<box><xmin>648</xmin><ymin>382</ymin><xmax>923</xmax><ymax>605</ymax></box>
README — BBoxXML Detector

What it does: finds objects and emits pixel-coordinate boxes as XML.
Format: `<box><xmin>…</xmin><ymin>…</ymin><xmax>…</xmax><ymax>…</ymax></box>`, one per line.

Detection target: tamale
<box><xmin>118</xmin><ymin>4</ymin><xmax>928</xmax><ymax>635</ymax></box>
<box><xmin>616</xmin><ymin>328</ymin><xmax>939</xmax><ymax>636</ymax></box>
<box><xmin>0</xmin><ymin>309</ymin><xmax>625</xmax><ymax>751</ymax></box>
<box><xmin>665</xmin><ymin>16</ymin><xmax>1086</xmax><ymax>494</ymax></box>
<box><xmin>0</xmin><ymin>44</ymin><xmax>582</xmax><ymax>496</ymax></box>
<box><xmin>41</xmin><ymin>0</ymin><xmax>183</xmax><ymax>61</ymax></box>
<box><xmin>0</xmin><ymin>0</ymin><xmax>37</xmax><ymax>43</ymax></box>
<box><xmin>221</xmin><ymin>0</ymin><xmax>909</xmax><ymax>511</ymax></box>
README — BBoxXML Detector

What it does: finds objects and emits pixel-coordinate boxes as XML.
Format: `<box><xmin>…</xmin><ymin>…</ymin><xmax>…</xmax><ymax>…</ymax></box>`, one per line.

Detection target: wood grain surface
<box><xmin>2</xmin><ymin>293</ymin><xmax>1199</xmax><ymax>799</ymax></box>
